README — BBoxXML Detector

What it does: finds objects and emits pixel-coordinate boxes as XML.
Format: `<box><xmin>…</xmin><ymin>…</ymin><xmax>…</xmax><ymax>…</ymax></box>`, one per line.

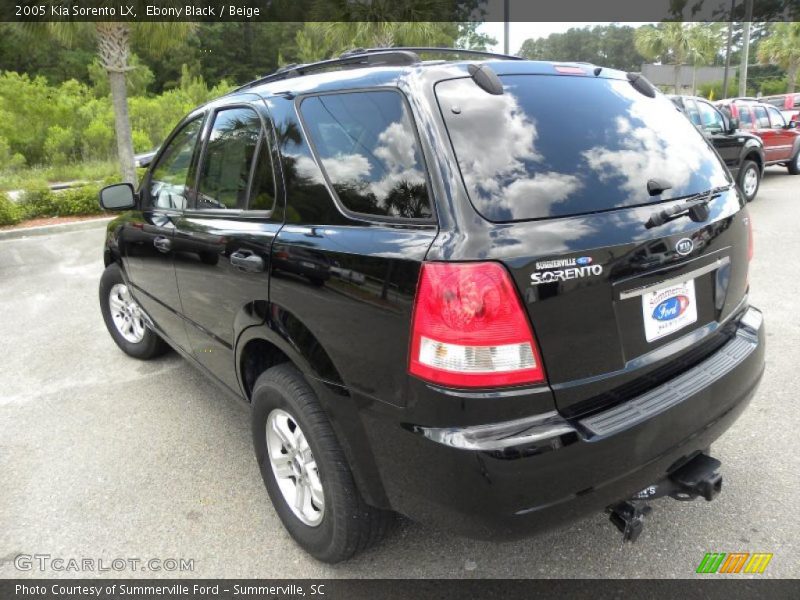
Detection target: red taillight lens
<box><xmin>408</xmin><ymin>262</ymin><xmax>546</xmax><ymax>388</ymax></box>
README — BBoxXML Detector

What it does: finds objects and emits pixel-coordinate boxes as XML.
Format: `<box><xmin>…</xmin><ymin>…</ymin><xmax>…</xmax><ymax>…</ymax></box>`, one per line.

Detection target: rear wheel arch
<box><xmin>235</xmin><ymin>320</ymin><xmax>391</xmax><ymax>510</ymax></box>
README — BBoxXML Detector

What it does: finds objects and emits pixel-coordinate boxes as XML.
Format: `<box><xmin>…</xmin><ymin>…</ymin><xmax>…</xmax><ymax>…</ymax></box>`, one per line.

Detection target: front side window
<box><xmin>697</xmin><ymin>101</ymin><xmax>725</xmax><ymax>132</ymax></box>
<box><xmin>148</xmin><ymin>117</ymin><xmax>203</xmax><ymax>209</ymax></box>
<box><xmin>299</xmin><ymin>90</ymin><xmax>432</xmax><ymax>219</ymax></box>
<box><xmin>754</xmin><ymin>106</ymin><xmax>771</xmax><ymax>128</ymax></box>
<box><xmin>196</xmin><ymin>107</ymin><xmax>268</xmax><ymax>210</ymax></box>
<box><xmin>767</xmin><ymin>106</ymin><xmax>786</xmax><ymax>128</ymax></box>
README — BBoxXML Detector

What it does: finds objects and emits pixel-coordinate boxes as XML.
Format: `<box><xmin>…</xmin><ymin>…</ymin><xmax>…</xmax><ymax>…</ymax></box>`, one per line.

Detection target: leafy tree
<box><xmin>43</xmin><ymin>21</ymin><xmax>196</xmax><ymax>184</ymax></box>
<box><xmin>686</xmin><ymin>24</ymin><xmax>724</xmax><ymax>94</ymax></box>
<box><xmin>635</xmin><ymin>22</ymin><xmax>694</xmax><ymax>93</ymax></box>
<box><xmin>758</xmin><ymin>22</ymin><xmax>800</xmax><ymax>92</ymax></box>
<box><xmin>294</xmin><ymin>22</ymin><xmax>458</xmax><ymax>62</ymax></box>
<box><xmin>518</xmin><ymin>25</ymin><xmax>645</xmax><ymax>72</ymax></box>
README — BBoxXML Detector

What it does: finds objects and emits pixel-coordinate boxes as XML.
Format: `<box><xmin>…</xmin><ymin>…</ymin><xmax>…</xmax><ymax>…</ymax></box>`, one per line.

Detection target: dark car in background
<box><xmin>670</xmin><ymin>95</ymin><xmax>765</xmax><ymax>201</ymax></box>
<box><xmin>96</xmin><ymin>50</ymin><xmax>764</xmax><ymax>562</ymax></box>
<box><xmin>714</xmin><ymin>98</ymin><xmax>800</xmax><ymax>175</ymax></box>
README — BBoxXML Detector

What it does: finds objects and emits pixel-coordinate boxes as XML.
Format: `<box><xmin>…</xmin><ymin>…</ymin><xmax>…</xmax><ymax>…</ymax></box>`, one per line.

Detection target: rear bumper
<box><xmin>362</xmin><ymin>306</ymin><xmax>765</xmax><ymax>540</ymax></box>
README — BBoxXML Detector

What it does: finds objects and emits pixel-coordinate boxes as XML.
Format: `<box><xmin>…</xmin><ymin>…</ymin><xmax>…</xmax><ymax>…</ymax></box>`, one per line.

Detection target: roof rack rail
<box><xmin>341</xmin><ymin>46</ymin><xmax>523</xmax><ymax>61</ymax></box>
<box><xmin>233</xmin><ymin>46</ymin><xmax>522</xmax><ymax>93</ymax></box>
<box><xmin>234</xmin><ymin>49</ymin><xmax>421</xmax><ymax>92</ymax></box>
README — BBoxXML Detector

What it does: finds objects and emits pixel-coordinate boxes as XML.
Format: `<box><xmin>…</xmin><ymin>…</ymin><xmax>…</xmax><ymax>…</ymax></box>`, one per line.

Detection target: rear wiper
<box><xmin>644</xmin><ymin>189</ymin><xmax>721</xmax><ymax>229</ymax></box>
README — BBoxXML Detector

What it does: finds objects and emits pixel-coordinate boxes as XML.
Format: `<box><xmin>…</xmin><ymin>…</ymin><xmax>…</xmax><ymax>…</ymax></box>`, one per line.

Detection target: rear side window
<box><xmin>754</xmin><ymin>106</ymin><xmax>771</xmax><ymax>128</ymax></box>
<box><xmin>436</xmin><ymin>75</ymin><xmax>729</xmax><ymax>222</ymax></box>
<box><xmin>767</xmin><ymin>106</ymin><xmax>786</xmax><ymax>128</ymax></box>
<box><xmin>299</xmin><ymin>90</ymin><xmax>432</xmax><ymax>220</ymax></box>
<box><xmin>696</xmin><ymin>101</ymin><xmax>725</xmax><ymax>132</ymax></box>
<box><xmin>737</xmin><ymin>106</ymin><xmax>754</xmax><ymax>128</ymax></box>
<box><xmin>683</xmin><ymin>99</ymin><xmax>702</xmax><ymax>126</ymax></box>
<box><xmin>196</xmin><ymin>107</ymin><xmax>269</xmax><ymax>210</ymax></box>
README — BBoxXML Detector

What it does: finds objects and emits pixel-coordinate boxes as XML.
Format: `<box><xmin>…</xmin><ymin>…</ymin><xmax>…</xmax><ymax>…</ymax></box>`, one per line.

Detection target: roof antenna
<box><xmin>468</xmin><ymin>64</ymin><xmax>504</xmax><ymax>95</ymax></box>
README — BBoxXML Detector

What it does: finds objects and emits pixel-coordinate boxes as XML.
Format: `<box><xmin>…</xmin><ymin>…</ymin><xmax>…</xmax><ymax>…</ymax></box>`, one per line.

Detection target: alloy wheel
<box><xmin>266</xmin><ymin>408</ymin><xmax>325</xmax><ymax>526</ymax></box>
<box><xmin>742</xmin><ymin>166</ymin><xmax>759</xmax><ymax>198</ymax></box>
<box><xmin>108</xmin><ymin>283</ymin><xmax>146</xmax><ymax>344</ymax></box>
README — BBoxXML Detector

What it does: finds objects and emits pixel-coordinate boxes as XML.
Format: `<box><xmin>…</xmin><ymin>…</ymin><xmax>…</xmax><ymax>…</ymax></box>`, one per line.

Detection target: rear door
<box><xmin>765</xmin><ymin>105</ymin><xmax>794</xmax><ymax>160</ymax></box>
<box><xmin>753</xmin><ymin>105</ymin><xmax>782</xmax><ymax>161</ymax></box>
<box><xmin>436</xmin><ymin>71</ymin><xmax>749</xmax><ymax>415</ymax></box>
<box><xmin>172</xmin><ymin>100</ymin><xmax>282</xmax><ymax>393</ymax></box>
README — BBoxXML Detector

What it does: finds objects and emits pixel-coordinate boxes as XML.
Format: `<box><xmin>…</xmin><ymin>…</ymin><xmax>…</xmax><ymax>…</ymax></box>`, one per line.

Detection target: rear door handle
<box><xmin>230</xmin><ymin>250</ymin><xmax>265</xmax><ymax>273</ymax></box>
<box><xmin>153</xmin><ymin>236</ymin><xmax>171</xmax><ymax>253</ymax></box>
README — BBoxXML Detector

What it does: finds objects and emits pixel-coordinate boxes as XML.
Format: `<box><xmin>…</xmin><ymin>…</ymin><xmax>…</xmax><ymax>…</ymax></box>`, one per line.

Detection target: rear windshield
<box><xmin>436</xmin><ymin>74</ymin><xmax>730</xmax><ymax>222</ymax></box>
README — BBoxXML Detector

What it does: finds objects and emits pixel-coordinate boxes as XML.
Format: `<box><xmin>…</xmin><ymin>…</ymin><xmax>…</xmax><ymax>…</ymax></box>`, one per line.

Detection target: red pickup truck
<box><xmin>715</xmin><ymin>98</ymin><xmax>800</xmax><ymax>175</ymax></box>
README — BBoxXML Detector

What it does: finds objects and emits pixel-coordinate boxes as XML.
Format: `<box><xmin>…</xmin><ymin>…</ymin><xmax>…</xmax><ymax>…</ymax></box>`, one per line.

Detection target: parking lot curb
<box><xmin>0</xmin><ymin>217</ymin><xmax>113</xmax><ymax>241</ymax></box>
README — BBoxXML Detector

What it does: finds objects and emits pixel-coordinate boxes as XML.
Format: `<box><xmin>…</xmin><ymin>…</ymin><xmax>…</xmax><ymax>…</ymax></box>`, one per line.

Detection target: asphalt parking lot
<box><xmin>1</xmin><ymin>168</ymin><xmax>798</xmax><ymax>579</ymax></box>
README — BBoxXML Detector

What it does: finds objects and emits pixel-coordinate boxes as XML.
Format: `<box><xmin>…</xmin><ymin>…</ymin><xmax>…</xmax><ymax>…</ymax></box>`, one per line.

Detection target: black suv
<box><xmin>98</xmin><ymin>49</ymin><xmax>765</xmax><ymax>562</ymax></box>
<box><xmin>670</xmin><ymin>95</ymin><xmax>765</xmax><ymax>201</ymax></box>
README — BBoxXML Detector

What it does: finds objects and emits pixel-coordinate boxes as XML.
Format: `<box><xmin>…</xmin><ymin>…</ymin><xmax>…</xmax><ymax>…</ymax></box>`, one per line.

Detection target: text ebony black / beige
<box><xmin>98</xmin><ymin>49</ymin><xmax>765</xmax><ymax>562</ymax></box>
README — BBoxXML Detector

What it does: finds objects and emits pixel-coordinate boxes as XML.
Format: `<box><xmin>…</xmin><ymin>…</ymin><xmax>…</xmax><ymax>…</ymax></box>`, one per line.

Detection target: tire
<box><xmin>788</xmin><ymin>150</ymin><xmax>800</xmax><ymax>175</ymax></box>
<box><xmin>737</xmin><ymin>159</ymin><xmax>761</xmax><ymax>201</ymax></box>
<box><xmin>99</xmin><ymin>262</ymin><xmax>169</xmax><ymax>360</ymax></box>
<box><xmin>251</xmin><ymin>363</ymin><xmax>394</xmax><ymax>563</ymax></box>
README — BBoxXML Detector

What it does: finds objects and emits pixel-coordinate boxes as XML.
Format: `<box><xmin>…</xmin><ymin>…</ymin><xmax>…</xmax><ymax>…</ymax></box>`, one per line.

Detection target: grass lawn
<box><xmin>0</xmin><ymin>160</ymin><xmax>121</xmax><ymax>192</ymax></box>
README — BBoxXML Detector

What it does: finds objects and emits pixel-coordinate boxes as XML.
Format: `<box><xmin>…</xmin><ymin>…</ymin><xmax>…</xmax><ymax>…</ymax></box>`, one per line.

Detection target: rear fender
<box><xmin>235</xmin><ymin>309</ymin><xmax>390</xmax><ymax>509</ymax></box>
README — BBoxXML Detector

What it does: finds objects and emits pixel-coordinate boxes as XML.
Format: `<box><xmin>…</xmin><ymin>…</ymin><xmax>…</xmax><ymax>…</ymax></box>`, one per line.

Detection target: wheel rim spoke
<box><xmin>265</xmin><ymin>409</ymin><xmax>325</xmax><ymax>526</ymax></box>
<box><xmin>108</xmin><ymin>284</ymin><xmax>146</xmax><ymax>344</ymax></box>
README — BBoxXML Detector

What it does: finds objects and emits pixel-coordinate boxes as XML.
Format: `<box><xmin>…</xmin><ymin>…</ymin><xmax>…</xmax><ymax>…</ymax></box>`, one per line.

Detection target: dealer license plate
<box><xmin>642</xmin><ymin>279</ymin><xmax>698</xmax><ymax>342</ymax></box>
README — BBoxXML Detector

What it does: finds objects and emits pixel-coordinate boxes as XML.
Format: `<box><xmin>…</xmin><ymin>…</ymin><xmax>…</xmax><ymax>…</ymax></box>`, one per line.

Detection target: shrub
<box><xmin>57</xmin><ymin>184</ymin><xmax>103</xmax><ymax>216</ymax></box>
<box><xmin>0</xmin><ymin>192</ymin><xmax>21</xmax><ymax>226</ymax></box>
<box><xmin>18</xmin><ymin>183</ymin><xmax>60</xmax><ymax>219</ymax></box>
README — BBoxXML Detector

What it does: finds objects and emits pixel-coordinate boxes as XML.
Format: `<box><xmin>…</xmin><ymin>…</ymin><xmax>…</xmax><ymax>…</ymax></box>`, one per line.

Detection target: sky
<box><xmin>478</xmin><ymin>22</ymin><xmax>653</xmax><ymax>54</ymax></box>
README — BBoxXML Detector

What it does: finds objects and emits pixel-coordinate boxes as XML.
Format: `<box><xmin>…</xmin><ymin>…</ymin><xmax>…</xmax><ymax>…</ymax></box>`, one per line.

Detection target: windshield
<box><xmin>436</xmin><ymin>74</ymin><xmax>730</xmax><ymax>222</ymax></box>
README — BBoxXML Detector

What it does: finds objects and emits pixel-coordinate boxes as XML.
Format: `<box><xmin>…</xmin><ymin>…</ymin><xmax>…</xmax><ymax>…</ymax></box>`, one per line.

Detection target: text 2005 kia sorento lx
<box><xmin>98</xmin><ymin>49</ymin><xmax>765</xmax><ymax>562</ymax></box>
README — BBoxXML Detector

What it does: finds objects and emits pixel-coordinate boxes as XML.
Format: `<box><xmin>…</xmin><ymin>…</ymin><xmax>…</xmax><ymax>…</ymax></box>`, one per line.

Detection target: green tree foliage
<box><xmin>758</xmin><ymin>22</ymin><xmax>800</xmax><ymax>92</ymax></box>
<box><xmin>518</xmin><ymin>25</ymin><xmax>645</xmax><ymax>71</ymax></box>
<box><xmin>0</xmin><ymin>69</ymin><xmax>232</xmax><ymax>171</ymax></box>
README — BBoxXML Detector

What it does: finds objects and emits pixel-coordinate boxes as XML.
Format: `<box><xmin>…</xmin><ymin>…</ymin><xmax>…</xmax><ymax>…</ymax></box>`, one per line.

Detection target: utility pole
<box><xmin>739</xmin><ymin>0</ymin><xmax>754</xmax><ymax>97</ymax></box>
<box><xmin>504</xmin><ymin>0</ymin><xmax>510</xmax><ymax>55</ymax></box>
<box><xmin>721</xmin><ymin>0</ymin><xmax>735</xmax><ymax>98</ymax></box>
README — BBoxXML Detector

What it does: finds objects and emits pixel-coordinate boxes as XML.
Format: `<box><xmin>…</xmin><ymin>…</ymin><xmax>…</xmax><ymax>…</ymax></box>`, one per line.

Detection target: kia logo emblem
<box><xmin>675</xmin><ymin>238</ymin><xmax>694</xmax><ymax>256</ymax></box>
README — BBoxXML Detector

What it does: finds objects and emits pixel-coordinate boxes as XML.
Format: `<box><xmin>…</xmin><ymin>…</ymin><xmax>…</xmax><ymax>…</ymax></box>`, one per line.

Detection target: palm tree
<box><xmin>43</xmin><ymin>21</ymin><xmax>195</xmax><ymax>184</ymax></box>
<box><xmin>758</xmin><ymin>22</ymin><xmax>800</xmax><ymax>93</ymax></box>
<box><xmin>635</xmin><ymin>22</ymin><xmax>693</xmax><ymax>94</ymax></box>
<box><xmin>686</xmin><ymin>24</ymin><xmax>723</xmax><ymax>95</ymax></box>
<box><xmin>293</xmin><ymin>0</ymin><xmax>458</xmax><ymax>62</ymax></box>
<box><xmin>295</xmin><ymin>22</ymin><xmax>456</xmax><ymax>63</ymax></box>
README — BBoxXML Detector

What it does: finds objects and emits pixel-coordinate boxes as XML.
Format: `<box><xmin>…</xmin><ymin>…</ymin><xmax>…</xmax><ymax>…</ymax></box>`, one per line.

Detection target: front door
<box><xmin>123</xmin><ymin>116</ymin><xmax>205</xmax><ymax>352</ymax></box>
<box><xmin>173</xmin><ymin>103</ymin><xmax>283</xmax><ymax>393</ymax></box>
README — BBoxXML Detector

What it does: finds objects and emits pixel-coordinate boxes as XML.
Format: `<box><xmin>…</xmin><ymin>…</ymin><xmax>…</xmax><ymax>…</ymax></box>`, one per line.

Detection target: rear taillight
<box><xmin>408</xmin><ymin>262</ymin><xmax>546</xmax><ymax>388</ymax></box>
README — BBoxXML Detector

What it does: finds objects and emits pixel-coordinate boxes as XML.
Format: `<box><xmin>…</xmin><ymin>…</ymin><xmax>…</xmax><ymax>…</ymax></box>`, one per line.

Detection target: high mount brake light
<box><xmin>408</xmin><ymin>262</ymin><xmax>546</xmax><ymax>388</ymax></box>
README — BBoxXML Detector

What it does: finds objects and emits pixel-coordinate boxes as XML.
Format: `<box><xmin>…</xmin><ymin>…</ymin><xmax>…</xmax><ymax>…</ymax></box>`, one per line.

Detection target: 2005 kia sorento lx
<box><xmin>97</xmin><ymin>49</ymin><xmax>765</xmax><ymax>563</ymax></box>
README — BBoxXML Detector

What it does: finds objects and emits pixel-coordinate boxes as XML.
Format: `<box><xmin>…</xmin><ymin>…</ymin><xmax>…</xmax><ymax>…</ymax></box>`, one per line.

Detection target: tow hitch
<box><xmin>607</xmin><ymin>453</ymin><xmax>723</xmax><ymax>543</ymax></box>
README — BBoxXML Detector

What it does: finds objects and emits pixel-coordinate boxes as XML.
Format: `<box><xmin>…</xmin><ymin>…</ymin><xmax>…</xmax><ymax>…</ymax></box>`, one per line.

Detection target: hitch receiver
<box><xmin>607</xmin><ymin>453</ymin><xmax>723</xmax><ymax>543</ymax></box>
<box><xmin>668</xmin><ymin>454</ymin><xmax>722</xmax><ymax>501</ymax></box>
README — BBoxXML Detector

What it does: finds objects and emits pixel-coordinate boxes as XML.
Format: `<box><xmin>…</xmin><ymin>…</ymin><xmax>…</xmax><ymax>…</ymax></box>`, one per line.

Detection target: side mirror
<box><xmin>728</xmin><ymin>117</ymin><xmax>739</xmax><ymax>133</ymax></box>
<box><xmin>99</xmin><ymin>183</ymin><xmax>136</xmax><ymax>211</ymax></box>
<box><xmin>788</xmin><ymin>120</ymin><xmax>797</xmax><ymax>129</ymax></box>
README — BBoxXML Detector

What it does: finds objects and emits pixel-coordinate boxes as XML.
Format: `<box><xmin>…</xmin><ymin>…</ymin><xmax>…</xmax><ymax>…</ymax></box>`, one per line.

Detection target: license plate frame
<box><xmin>642</xmin><ymin>279</ymin><xmax>698</xmax><ymax>342</ymax></box>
